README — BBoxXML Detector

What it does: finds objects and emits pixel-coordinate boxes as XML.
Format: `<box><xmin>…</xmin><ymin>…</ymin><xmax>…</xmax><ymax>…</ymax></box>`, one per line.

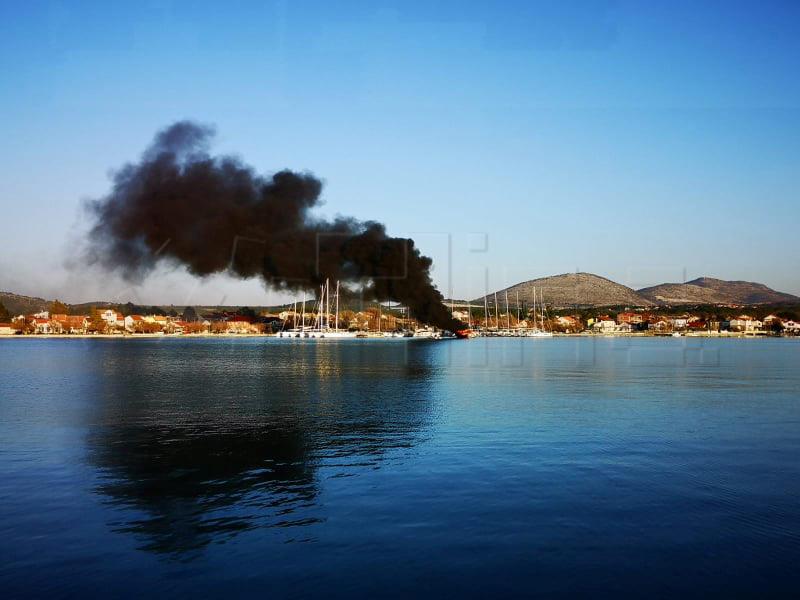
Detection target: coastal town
<box><xmin>1</xmin><ymin>300</ymin><xmax>799</xmax><ymax>337</ymax></box>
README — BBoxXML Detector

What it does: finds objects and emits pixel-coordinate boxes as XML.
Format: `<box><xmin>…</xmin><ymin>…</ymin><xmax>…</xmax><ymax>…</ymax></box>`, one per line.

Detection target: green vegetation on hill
<box><xmin>0</xmin><ymin>292</ymin><xmax>49</xmax><ymax>316</ymax></box>
<box><xmin>49</xmin><ymin>300</ymin><xmax>69</xmax><ymax>315</ymax></box>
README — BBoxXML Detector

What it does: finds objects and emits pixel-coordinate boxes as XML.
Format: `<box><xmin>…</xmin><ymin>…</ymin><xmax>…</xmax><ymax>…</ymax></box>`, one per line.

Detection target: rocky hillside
<box><xmin>638</xmin><ymin>277</ymin><xmax>800</xmax><ymax>305</ymax></box>
<box><xmin>475</xmin><ymin>273</ymin><xmax>654</xmax><ymax>308</ymax></box>
<box><xmin>0</xmin><ymin>291</ymin><xmax>50</xmax><ymax>316</ymax></box>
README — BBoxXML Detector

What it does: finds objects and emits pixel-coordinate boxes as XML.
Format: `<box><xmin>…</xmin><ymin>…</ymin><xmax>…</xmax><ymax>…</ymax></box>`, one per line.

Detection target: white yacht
<box><xmin>279</xmin><ymin>279</ymin><xmax>359</xmax><ymax>339</ymax></box>
<box><xmin>413</xmin><ymin>327</ymin><xmax>441</xmax><ymax>339</ymax></box>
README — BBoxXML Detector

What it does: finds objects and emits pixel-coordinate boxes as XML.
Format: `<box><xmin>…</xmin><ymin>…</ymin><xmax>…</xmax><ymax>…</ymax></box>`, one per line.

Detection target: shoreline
<box><xmin>0</xmin><ymin>332</ymin><xmax>791</xmax><ymax>340</ymax></box>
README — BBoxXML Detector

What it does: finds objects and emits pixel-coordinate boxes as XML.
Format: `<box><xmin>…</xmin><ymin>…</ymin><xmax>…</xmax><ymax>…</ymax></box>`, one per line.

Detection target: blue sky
<box><xmin>1</xmin><ymin>0</ymin><xmax>799</xmax><ymax>305</ymax></box>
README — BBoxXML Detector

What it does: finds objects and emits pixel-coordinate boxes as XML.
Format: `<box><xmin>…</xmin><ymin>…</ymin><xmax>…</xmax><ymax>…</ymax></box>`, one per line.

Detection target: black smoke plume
<box><xmin>86</xmin><ymin>121</ymin><xmax>461</xmax><ymax>331</ymax></box>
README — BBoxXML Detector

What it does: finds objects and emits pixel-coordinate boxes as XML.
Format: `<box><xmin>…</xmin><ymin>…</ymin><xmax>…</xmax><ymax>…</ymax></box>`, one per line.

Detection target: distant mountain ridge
<box><xmin>474</xmin><ymin>273</ymin><xmax>654</xmax><ymax>308</ymax></box>
<box><xmin>637</xmin><ymin>277</ymin><xmax>800</xmax><ymax>306</ymax></box>
<box><xmin>4</xmin><ymin>274</ymin><xmax>798</xmax><ymax>316</ymax></box>
<box><xmin>0</xmin><ymin>291</ymin><xmax>50</xmax><ymax>316</ymax></box>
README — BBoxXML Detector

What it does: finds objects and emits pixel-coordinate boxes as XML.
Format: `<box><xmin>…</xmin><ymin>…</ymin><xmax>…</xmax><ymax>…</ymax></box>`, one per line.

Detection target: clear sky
<box><xmin>1</xmin><ymin>0</ymin><xmax>799</xmax><ymax>306</ymax></box>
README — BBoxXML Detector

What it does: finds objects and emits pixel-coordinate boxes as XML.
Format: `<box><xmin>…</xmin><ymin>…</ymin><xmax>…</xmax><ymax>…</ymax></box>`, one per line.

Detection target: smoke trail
<box><xmin>86</xmin><ymin>121</ymin><xmax>461</xmax><ymax>331</ymax></box>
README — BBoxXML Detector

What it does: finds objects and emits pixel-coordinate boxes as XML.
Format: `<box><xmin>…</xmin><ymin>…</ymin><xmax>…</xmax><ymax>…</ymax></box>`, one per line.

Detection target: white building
<box><xmin>100</xmin><ymin>309</ymin><xmax>124</xmax><ymax>328</ymax></box>
<box><xmin>124</xmin><ymin>315</ymin><xmax>145</xmax><ymax>332</ymax></box>
<box><xmin>32</xmin><ymin>318</ymin><xmax>52</xmax><ymax>334</ymax></box>
<box><xmin>670</xmin><ymin>317</ymin><xmax>689</xmax><ymax>330</ymax></box>
<box><xmin>729</xmin><ymin>316</ymin><xmax>763</xmax><ymax>332</ymax></box>
<box><xmin>783</xmin><ymin>320</ymin><xmax>800</xmax><ymax>333</ymax></box>
<box><xmin>593</xmin><ymin>319</ymin><xmax>617</xmax><ymax>333</ymax></box>
<box><xmin>452</xmin><ymin>310</ymin><xmax>471</xmax><ymax>322</ymax></box>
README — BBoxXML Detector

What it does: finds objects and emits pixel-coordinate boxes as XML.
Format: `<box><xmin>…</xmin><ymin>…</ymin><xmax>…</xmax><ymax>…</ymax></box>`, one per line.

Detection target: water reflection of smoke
<box><xmin>90</xmin><ymin>424</ymin><xmax>319</xmax><ymax>557</ymax></box>
<box><xmin>84</xmin><ymin>340</ymin><xmax>438</xmax><ymax>558</ymax></box>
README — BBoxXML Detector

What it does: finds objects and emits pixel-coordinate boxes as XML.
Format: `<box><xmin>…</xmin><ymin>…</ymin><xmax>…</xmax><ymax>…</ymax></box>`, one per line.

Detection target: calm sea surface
<box><xmin>1</xmin><ymin>337</ymin><xmax>799</xmax><ymax>597</ymax></box>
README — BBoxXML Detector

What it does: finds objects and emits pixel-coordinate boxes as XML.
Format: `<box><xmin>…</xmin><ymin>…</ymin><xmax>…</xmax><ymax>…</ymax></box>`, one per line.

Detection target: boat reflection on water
<box><xmin>83</xmin><ymin>339</ymin><xmax>438</xmax><ymax>558</ymax></box>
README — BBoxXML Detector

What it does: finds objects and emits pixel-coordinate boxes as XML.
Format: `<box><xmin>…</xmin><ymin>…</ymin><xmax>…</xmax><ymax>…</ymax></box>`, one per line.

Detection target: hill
<box><xmin>637</xmin><ymin>277</ymin><xmax>800</xmax><ymax>305</ymax></box>
<box><xmin>0</xmin><ymin>291</ymin><xmax>50</xmax><ymax>316</ymax></box>
<box><xmin>5</xmin><ymin>274</ymin><xmax>797</xmax><ymax>316</ymax></box>
<box><xmin>474</xmin><ymin>273</ymin><xmax>654</xmax><ymax>308</ymax></box>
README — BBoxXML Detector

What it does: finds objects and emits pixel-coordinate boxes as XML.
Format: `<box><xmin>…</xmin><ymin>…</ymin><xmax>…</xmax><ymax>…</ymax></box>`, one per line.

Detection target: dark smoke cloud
<box><xmin>86</xmin><ymin>121</ymin><xmax>461</xmax><ymax>331</ymax></box>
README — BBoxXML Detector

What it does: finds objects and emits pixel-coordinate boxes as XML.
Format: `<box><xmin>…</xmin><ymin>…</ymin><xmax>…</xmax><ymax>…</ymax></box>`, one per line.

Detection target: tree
<box><xmin>89</xmin><ymin>307</ymin><xmax>107</xmax><ymax>333</ymax></box>
<box><xmin>183</xmin><ymin>322</ymin><xmax>207</xmax><ymax>334</ymax></box>
<box><xmin>134</xmin><ymin>321</ymin><xmax>162</xmax><ymax>334</ymax></box>
<box><xmin>13</xmin><ymin>317</ymin><xmax>32</xmax><ymax>334</ymax></box>
<box><xmin>120</xmin><ymin>302</ymin><xmax>138</xmax><ymax>317</ymax></box>
<box><xmin>338</xmin><ymin>309</ymin><xmax>356</xmax><ymax>330</ymax></box>
<box><xmin>237</xmin><ymin>306</ymin><xmax>257</xmax><ymax>319</ymax></box>
<box><xmin>50</xmin><ymin>299</ymin><xmax>69</xmax><ymax>315</ymax></box>
<box><xmin>0</xmin><ymin>301</ymin><xmax>9</xmax><ymax>322</ymax></box>
<box><xmin>182</xmin><ymin>306</ymin><xmax>199</xmax><ymax>322</ymax></box>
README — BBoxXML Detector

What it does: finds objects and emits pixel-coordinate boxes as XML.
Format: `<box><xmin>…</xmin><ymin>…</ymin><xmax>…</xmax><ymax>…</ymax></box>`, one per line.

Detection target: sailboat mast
<box><xmin>335</xmin><ymin>280</ymin><xmax>339</xmax><ymax>332</ymax></box>
<box><xmin>538</xmin><ymin>288</ymin><xmax>542</xmax><ymax>330</ymax></box>
<box><xmin>540</xmin><ymin>290</ymin><xmax>545</xmax><ymax>330</ymax></box>
<box><xmin>494</xmin><ymin>292</ymin><xmax>499</xmax><ymax>329</ymax></box>
<box><xmin>484</xmin><ymin>294</ymin><xmax>489</xmax><ymax>329</ymax></box>
<box><xmin>467</xmin><ymin>300</ymin><xmax>472</xmax><ymax>329</ymax></box>
<box><xmin>325</xmin><ymin>279</ymin><xmax>329</xmax><ymax>331</ymax></box>
<box><xmin>505</xmin><ymin>290</ymin><xmax>510</xmax><ymax>330</ymax></box>
<box><xmin>318</xmin><ymin>284</ymin><xmax>324</xmax><ymax>331</ymax></box>
<box><xmin>516</xmin><ymin>291</ymin><xmax>520</xmax><ymax>326</ymax></box>
<box><xmin>532</xmin><ymin>287</ymin><xmax>537</xmax><ymax>331</ymax></box>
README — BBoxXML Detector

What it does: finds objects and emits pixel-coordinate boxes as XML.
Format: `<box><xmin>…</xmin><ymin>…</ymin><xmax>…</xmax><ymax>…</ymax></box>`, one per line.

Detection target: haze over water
<box><xmin>1</xmin><ymin>337</ymin><xmax>799</xmax><ymax>597</ymax></box>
